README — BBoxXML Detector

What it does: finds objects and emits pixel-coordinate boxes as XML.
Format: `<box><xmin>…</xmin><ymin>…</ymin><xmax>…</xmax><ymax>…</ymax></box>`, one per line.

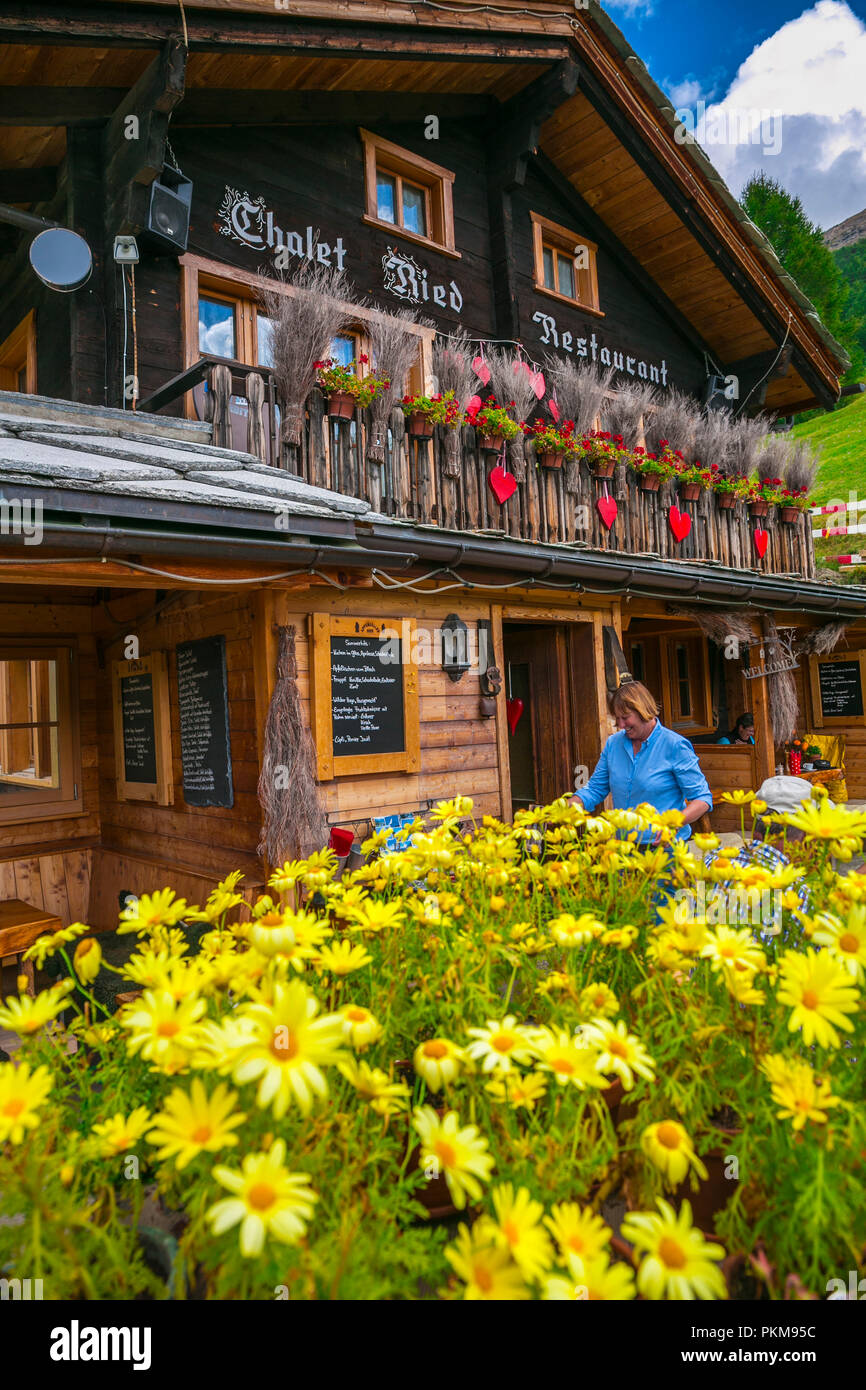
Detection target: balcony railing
<box><xmin>139</xmin><ymin>356</ymin><xmax>816</xmax><ymax>578</ymax></box>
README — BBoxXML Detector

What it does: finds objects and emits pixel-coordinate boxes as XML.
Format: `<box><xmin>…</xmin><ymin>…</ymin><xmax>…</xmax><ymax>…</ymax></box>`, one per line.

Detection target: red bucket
<box><xmin>328</xmin><ymin>826</ymin><xmax>354</xmax><ymax>858</ymax></box>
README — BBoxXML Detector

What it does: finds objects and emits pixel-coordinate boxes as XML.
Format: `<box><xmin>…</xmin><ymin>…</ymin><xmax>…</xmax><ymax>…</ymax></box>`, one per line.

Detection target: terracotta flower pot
<box><xmin>537</xmin><ymin>451</ymin><xmax>564</xmax><ymax>470</ymax></box>
<box><xmin>325</xmin><ymin>390</ymin><xmax>357</xmax><ymax>421</ymax></box>
<box><xmin>477</xmin><ymin>433</ymin><xmax>504</xmax><ymax>453</ymax></box>
<box><xmin>591</xmin><ymin>460</ymin><xmax>616</xmax><ymax>479</ymax></box>
<box><xmin>639</xmin><ymin>473</ymin><xmax>662</xmax><ymax>492</ymax></box>
<box><xmin>780</xmin><ymin>506</ymin><xmax>801</xmax><ymax>524</ymax></box>
<box><xmin>717</xmin><ymin>493</ymin><xmax>737</xmax><ymax>510</ymax></box>
<box><xmin>748</xmin><ymin>500</ymin><xmax>770</xmax><ymax>519</ymax></box>
<box><xmin>681</xmin><ymin>483</ymin><xmax>702</xmax><ymax>501</ymax></box>
<box><xmin>406</xmin><ymin>412</ymin><xmax>434</xmax><ymax>439</ymax></box>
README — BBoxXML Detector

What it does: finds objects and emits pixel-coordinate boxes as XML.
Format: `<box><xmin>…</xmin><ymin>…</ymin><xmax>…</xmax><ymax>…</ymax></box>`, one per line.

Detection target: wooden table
<box><xmin>0</xmin><ymin>899</ymin><xmax>62</xmax><ymax>997</ymax></box>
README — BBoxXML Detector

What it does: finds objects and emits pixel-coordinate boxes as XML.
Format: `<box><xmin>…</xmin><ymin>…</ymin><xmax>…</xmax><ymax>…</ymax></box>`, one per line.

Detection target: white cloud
<box><xmin>694</xmin><ymin>0</ymin><xmax>866</xmax><ymax>228</ymax></box>
<box><xmin>603</xmin><ymin>1</ymin><xmax>655</xmax><ymax>16</ymax></box>
<box><xmin>668</xmin><ymin>77</ymin><xmax>704</xmax><ymax>109</ymax></box>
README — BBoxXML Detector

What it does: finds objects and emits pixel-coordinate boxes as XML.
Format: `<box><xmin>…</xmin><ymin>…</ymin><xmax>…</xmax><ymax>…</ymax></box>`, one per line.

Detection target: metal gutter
<box><xmin>356</xmin><ymin>522</ymin><xmax>866</xmax><ymax>619</ymax></box>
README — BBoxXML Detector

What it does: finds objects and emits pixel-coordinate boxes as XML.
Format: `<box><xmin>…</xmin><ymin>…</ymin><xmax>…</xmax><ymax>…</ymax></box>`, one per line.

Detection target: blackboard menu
<box><xmin>176</xmin><ymin>636</ymin><xmax>234</xmax><ymax>807</ymax></box>
<box><xmin>120</xmin><ymin>673</ymin><xmax>157</xmax><ymax>784</ymax></box>
<box><xmin>331</xmin><ymin>635</ymin><xmax>405</xmax><ymax>757</ymax></box>
<box><xmin>819</xmin><ymin>660</ymin><xmax>864</xmax><ymax>718</ymax></box>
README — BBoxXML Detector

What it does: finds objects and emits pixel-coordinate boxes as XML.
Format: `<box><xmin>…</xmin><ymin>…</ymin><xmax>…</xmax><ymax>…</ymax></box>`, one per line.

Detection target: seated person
<box><xmin>717</xmin><ymin>712</ymin><xmax>755</xmax><ymax>745</ymax></box>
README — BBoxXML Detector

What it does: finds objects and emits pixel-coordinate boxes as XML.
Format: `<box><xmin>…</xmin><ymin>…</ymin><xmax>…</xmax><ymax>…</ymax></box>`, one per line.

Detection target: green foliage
<box><xmin>741</xmin><ymin>173</ymin><xmax>865</xmax><ymax>383</ymax></box>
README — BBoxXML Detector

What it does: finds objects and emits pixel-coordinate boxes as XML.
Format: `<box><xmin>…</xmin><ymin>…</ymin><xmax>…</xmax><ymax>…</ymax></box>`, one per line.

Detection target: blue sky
<box><xmin>603</xmin><ymin>0</ymin><xmax>866</xmax><ymax>227</ymax></box>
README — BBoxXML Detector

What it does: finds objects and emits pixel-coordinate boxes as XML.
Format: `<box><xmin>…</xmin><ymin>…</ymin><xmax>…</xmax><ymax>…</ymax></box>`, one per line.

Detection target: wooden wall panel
<box><xmin>0</xmin><ymin>848</ymin><xmax>93</xmax><ymax>930</ymax></box>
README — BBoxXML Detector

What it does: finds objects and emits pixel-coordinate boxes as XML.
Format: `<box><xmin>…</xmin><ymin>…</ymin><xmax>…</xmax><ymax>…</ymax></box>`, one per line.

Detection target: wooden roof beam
<box><xmin>104</xmin><ymin>36</ymin><xmax>186</xmax><ymax>231</ymax></box>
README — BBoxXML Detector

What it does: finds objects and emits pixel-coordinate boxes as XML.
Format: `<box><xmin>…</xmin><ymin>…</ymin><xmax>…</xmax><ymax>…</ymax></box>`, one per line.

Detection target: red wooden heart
<box><xmin>668</xmin><ymin>506</ymin><xmax>692</xmax><ymax>542</ymax></box>
<box><xmin>549</xmin><ymin>398</ymin><xmax>560</xmax><ymax>423</ymax></box>
<box><xmin>466</xmin><ymin>393</ymin><xmax>482</xmax><ymax>417</ymax></box>
<box><xmin>597</xmin><ymin>495</ymin><xmax>618</xmax><ymax>530</ymax></box>
<box><xmin>489</xmin><ymin>465</ymin><xmax>517</xmax><ymax>505</ymax></box>
<box><xmin>531</xmin><ymin>369</ymin><xmax>546</xmax><ymax>400</ymax></box>
<box><xmin>753</xmin><ymin>528</ymin><xmax>769</xmax><ymax>558</ymax></box>
<box><xmin>472</xmin><ymin>355</ymin><xmax>491</xmax><ymax>386</ymax></box>
<box><xmin>506</xmin><ymin>697</ymin><xmax>524</xmax><ymax>735</ymax></box>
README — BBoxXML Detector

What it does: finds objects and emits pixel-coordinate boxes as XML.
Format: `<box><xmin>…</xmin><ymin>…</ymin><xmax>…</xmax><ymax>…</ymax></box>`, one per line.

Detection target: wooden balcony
<box><xmin>139</xmin><ymin>357</ymin><xmax>816</xmax><ymax>579</ymax></box>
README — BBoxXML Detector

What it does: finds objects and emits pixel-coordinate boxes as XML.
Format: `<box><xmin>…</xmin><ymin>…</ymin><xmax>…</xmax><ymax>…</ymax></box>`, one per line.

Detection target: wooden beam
<box><xmin>0</xmin><ymin>88</ymin><xmax>127</xmax><ymax>125</ymax></box>
<box><xmin>0</xmin><ymin>166</ymin><xmax>59</xmax><ymax>202</ymax></box>
<box><xmin>104</xmin><ymin>37</ymin><xmax>187</xmax><ymax>204</ymax></box>
<box><xmin>726</xmin><ymin>346</ymin><xmax>793</xmax><ymax>410</ymax></box>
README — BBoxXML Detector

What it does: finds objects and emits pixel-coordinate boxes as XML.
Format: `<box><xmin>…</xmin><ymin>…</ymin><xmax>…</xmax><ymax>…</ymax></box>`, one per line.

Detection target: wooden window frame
<box><xmin>0</xmin><ymin>310</ymin><xmax>37</xmax><ymax>394</ymax></box>
<box><xmin>111</xmin><ymin>653</ymin><xmax>174</xmax><ymax>805</ymax></box>
<box><xmin>179</xmin><ymin>254</ymin><xmax>435</xmax><ymax>412</ymax></box>
<box><xmin>0</xmin><ymin>638</ymin><xmax>82</xmax><ymax>826</ymax></box>
<box><xmin>662</xmin><ymin>634</ymin><xmax>713</xmax><ymax>735</ymax></box>
<box><xmin>310</xmin><ymin>614</ymin><xmax>420</xmax><ymax>781</ymax></box>
<box><xmin>359</xmin><ymin>129</ymin><xmax>459</xmax><ymax>260</ymax></box>
<box><xmin>530</xmin><ymin>212</ymin><xmax>603</xmax><ymax>318</ymax></box>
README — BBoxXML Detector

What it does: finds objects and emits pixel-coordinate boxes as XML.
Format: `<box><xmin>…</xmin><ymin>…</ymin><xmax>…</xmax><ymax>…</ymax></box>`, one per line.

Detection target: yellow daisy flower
<box><xmin>147</xmin><ymin>1080</ymin><xmax>246</xmax><ymax>1169</ymax></box>
<box><xmin>601</xmin><ymin>925</ymin><xmax>638</xmax><ymax>948</ymax></box>
<box><xmin>414</xmin><ymin>1037</ymin><xmax>463</xmax><ymax>1092</ymax></box>
<box><xmin>316</xmin><ymin>940</ymin><xmax>373</xmax><ymax>977</ymax></box>
<box><xmin>782</xmin><ymin>799</ymin><xmax>866</xmax><ymax>841</ymax></box>
<box><xmin>337</xmin><ymin>1058</ymin><xmax>409</xmax><ymax>1116</ymax></box>
<box><xmin>584</xmin><ymin>1017</ymin><xmax>656</xmax><ymax>1091</ymax></box>
<box><xmin>765</xmin><ymin>1060</ymin><xmax>839</xmax><ymax>1131</ymax></box>
<box><xmin>544</xmin><ymin>1251</ymin><xmax>636</xmax><ymax>1301</ymax></box>
<box><xmin>232</xmin><ymin>979</ymin><xmax>346</xmax><ymax>1117</ymax></box>
<box><xmin>119</xmin><ymin>989</ymin><xmax>207</xmax><ymax>1074</ymax></box>
<box><xmin>464</xmin><ymin>1016</ymin><xmax>537</xmax><ymax>1074</ymax></box>
<box><xmin>641</xmin><ymin>1121</ymin><xmax>708</xmax><ymax>1187</ymax></box>
<box><xmin>208</xmin><ymin>1140</ymin><xmax>318</xmax><ymax>1258</ymax></box>
<box><xmin>481</xmin><ymin>1184</ymin><xmax>554</xmax><ymax>1281</ymax></box>
<box><xmin>719</xmin><ymin>790</ymin><xmax>755</xmax><ymax>805</ymax></box>
<box><xmin>544</xmin><ymin>1203</ymin><xmax>611</xmax><ymax>1270</ymax></box>
<box><xmin>700</xmin><ymin>927</ymin><xmax>766</xmax><ymax>976</ymax></box>
<box><xmin>777</xmin><ymin>948</ymin><xmax>859</xmax><ymax>1048</ymax></box>
<box><xmin>349</xmin><ymin>900</ymin><xmax>406</xmax><ymax>934</ymax></box>
<box><xmin>340</xmin><ymin>1003</ymin><xmax>382</xmax><ymax>1051</ymax></box>
<box><xmin>622</xmin><ymin>1198</ymin><xmax>726</xmax><ymax>1300</ymax></box>
<box><xmin>445</xmin><ymin>1222</ymin><xmax>528</xmax><ymax>1300</ymax></box>
<box><xmin>812</xmin><ymin>907</ymin><xmax>866</xmax><ymax>981</ymax></box>
<box><xmin>0</xmin><ymin>980</ymin><xmax>73</xmax><ymax>1036</ymax></box>
<box><xmin>549</xmin><ymin>912</ymin><xmax>605</xmax><ymax>947</ymax></box>
<box><xmin>532</xmin><ymin>1028</ymin><xmax>606</xmax><ymax>1090</ymax></box>
<box><xmin>22</xmin><ymin>921</ymin><xmax>90</xmax><ymax>968</ymax></box>
<box><xmin>484</xmin><ymin>1072</ymin><xmax>547</xmax><ymax>1110</ymax></box>
<box><xmin>89</xmin><ymin>1106</ymin><xmax>153</xmax><ymax>1158</ymax></box>
<box><xmin>579</xmin><ymin>982</ymin><xmax>619</xmax><ymax>1018</ymax></box>
<box><xmin>0</xmin><ymin>1060</ymin><xmax>53</xmax><ymax>1144</ymax></box>
<box><xmin>413</xmin><ymin>1106</ymin><xmax>494</xmax><ymax>1210</ymax></box>
<box><xmin>118</xmin><ymin>889</ymin><xmax>191</xmax><ymax>935</ymax></box>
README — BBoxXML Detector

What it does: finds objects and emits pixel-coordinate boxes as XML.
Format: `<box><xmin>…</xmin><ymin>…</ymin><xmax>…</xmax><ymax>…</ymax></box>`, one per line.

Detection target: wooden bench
<box><xmin>0</xmin><ymin>899</ymin><xmax>62</xmax><ymax>997</ymax></box>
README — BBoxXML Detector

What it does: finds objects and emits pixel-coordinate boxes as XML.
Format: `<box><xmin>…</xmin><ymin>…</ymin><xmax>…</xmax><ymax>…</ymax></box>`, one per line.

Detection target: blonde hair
<box><xmin>607</xmin><ymin>678</ymin><xmax>659</xmax><ymax>722</ymax></box>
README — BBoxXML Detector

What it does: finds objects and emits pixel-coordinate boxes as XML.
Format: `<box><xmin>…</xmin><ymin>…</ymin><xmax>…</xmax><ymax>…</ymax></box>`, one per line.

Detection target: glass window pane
<box><xmin>330</xmin><ymin>335</ymin><xmax>356</xmax><ymax>370</ymax></box>
<box><xmin>542</xmin><ymin>245</ymin><xmax>555</xmax><ymax>291</ymax></box>
<box><xmin>402</xmin><ymin>182</ymin><xmax>427</xmax><ymax>236</ymax></box>
<box><xmin>557</xmin><ymin>253</ymin><xmax>576</xmax><ymax>299</ymax></box>
<box><xmin>0</xmin><ymin>658</ymin><xmax>59</xmax><ymax>789</ymax></box>
<box><xmin>376</xmin><ymin>171</ymin><xmax>397</xmax><ymax>223</ymax></box>
<box><xmin>256</xmin><ymin>314</ymin><xmax>275</xmax><ymax>368</ymax></box>
<box><xmin>198</xmin><ymin>296</ymin><xmax>236</xmax><ymax>358</ymax></box>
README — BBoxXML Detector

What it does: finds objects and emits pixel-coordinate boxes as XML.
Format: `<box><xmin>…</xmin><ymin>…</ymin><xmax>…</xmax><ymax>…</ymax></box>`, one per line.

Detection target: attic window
<box><xmin>360</xmin><ymin>129</ymin><xmax>459</xmax><ymax>258</ymax></box>
<box><xmin>530</xmin><ymin>212</ymin><xmax>602</xmax><ymax>317</ymax></box>
<box><xmin>0</xmin><ymin>311</ymin><xmax>36</xmax><ymax>394</ymax></box>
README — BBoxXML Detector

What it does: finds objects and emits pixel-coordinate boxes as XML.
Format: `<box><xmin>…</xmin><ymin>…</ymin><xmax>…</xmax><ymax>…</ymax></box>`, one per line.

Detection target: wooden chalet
<box><xmin>1</xmin><ymin>0</ymin><xmax>866</xmax><ymax>933</ymax></box>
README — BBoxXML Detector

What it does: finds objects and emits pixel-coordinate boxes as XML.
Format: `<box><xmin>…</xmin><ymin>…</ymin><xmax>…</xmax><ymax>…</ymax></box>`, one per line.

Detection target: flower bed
<box><xmin>1</xmin><ymin>793</ymin><xmax>864</xmax><ymax>1300</ymax></box>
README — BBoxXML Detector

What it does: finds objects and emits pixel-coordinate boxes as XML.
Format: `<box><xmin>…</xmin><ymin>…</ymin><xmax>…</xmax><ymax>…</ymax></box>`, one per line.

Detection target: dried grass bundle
<box><xmin>259</xmin><ymin>260</ymin><xmax>353</xmax><ymax>447</ymax></box>
<box><xmin>785</xmin><ymin>438</ymin><xmax>820</xmax><ymax>494</ymax></box>
<box><xmin>693</xmin><ymin>407</ymin><xmax>735</xmax><ymax>472</ymax></box>
<box><xmin>433</xmin><ymin>330</ymin><xmax>476</xmax><ymax>476</ymax></box>
<box><xmin>544</xmin><ymin>356</ymin><xmax>614</xmax><ymax>436</ymax></box>
<box><xmin>258</xmin><ymin>626</ymin><xmax>328</xmax><ymax>864</ymax></box>
<box><xmin>729</xmin><ymin>412</ymin><xmax>771</xmax><ymax>478</ymax></box>
<box><xmin>644</xmin><ymin>387</ymin><xmax>700</xmax><ymax>461</ymax></box>
<box><xmin>367</xmin><ymin>308</ymin><xmax>426</xmax><ymax>465</ymax></box>
<box><xmin>486</xmin><ymin>347</ymin><xmax>539</xmax><ymax>482</ymax></box>
<box><xmin>670</xmin><ymin>607</ymin><xmax>757</xmax><ymax>647</ymax></box>
<box><xmin>765</xmin><ymin>616</ymin><xmax>799</xmax><ymax>744</ymax></box>
<box><xmin>755</xmin><ymin>433</ymin><xmax>790</xmax><ymax>484</ymax></box>
<box><xmin>798</xmin><ymin>621</ymin><xmax>852</xmax><ymax>656</ymax></box>
<box><xmin>602</xmin><ymin>382</ymin><xmax>657</xmax><ymax>451</ymax></box>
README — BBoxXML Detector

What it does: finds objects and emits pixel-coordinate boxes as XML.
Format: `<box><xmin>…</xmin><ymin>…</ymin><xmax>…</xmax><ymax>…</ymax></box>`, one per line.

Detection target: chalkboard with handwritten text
<box><xmin>177</xmin><ymin>636</ymin><xmax>234</xmax><ymax>807</ymax></box>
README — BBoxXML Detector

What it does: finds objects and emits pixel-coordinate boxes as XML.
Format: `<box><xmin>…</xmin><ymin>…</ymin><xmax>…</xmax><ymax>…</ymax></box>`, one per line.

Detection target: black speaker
<box><xmin>146</xmin><ymin>167</ymin><xmax>192</xmax><ymax>252</ymax></box>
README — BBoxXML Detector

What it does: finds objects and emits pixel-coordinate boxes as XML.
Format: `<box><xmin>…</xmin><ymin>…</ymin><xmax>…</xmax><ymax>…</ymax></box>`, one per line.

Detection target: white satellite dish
<box><xmin>29</xmin><ymin>227</ymin><xmax>93</xmax><ymax>292</ymax></box>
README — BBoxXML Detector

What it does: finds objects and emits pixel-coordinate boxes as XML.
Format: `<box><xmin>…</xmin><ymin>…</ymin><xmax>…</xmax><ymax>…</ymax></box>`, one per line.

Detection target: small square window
<box><xmin>531</xmin><ymin>212</ymin><xmax>602</xmax><ymax>316</ymax></box>
<box><xmin>361</xmin><ymin>129</ymin><xmax>458</xmax><ymax>258</ymax></box>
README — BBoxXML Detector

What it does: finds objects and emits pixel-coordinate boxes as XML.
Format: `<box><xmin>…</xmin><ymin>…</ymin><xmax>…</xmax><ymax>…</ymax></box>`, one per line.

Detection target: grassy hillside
<box><xmin>792</xmin><ymin>392</ymin><xmax>866</xmax><ymax>582</ymax></box>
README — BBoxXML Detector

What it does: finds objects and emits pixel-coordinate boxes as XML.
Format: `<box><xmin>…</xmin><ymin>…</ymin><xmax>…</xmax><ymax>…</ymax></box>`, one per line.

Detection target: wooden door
<box><xmin>503</xmin><ymin>624</ymin><xmax>573</xmax><ymax>809</ymax></box>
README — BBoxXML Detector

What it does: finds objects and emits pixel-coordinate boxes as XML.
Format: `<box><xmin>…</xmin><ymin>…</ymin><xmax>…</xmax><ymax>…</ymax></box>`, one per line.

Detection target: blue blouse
<box><xmin>575</xmin><ymin>720</ymin><xmax>713</xmax><ymax>840</ymax></box>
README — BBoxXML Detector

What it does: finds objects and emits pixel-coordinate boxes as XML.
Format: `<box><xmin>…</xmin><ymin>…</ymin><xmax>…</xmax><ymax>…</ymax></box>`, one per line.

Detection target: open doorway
<box><xmin>503</xmin><ymin>624</ymin><xmax>575</xmax><ymax>810</ymax></box>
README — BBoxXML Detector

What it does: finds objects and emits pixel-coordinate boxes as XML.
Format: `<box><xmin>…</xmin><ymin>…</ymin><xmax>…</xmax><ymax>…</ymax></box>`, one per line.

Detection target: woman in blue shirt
<box><xmin>573</xmin><ymin>677</ymin><xmax>712</xmax><ymax>840</ymax></box>
<box><xmin>717</xmin><ymin>712</ymin><xmax>755</xmax><ymax>745</ymax></box>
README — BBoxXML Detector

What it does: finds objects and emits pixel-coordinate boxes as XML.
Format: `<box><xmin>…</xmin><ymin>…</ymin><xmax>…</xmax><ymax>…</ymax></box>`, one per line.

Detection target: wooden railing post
<box><xmin>247</xmin><ymin>371</ymin><xmax>266</xmax><ymax>463</ymax></box>
<box><xmin>209</xmin><ymin>362</ymin><xmax>232</xmax><ymax>450</ymax></box>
